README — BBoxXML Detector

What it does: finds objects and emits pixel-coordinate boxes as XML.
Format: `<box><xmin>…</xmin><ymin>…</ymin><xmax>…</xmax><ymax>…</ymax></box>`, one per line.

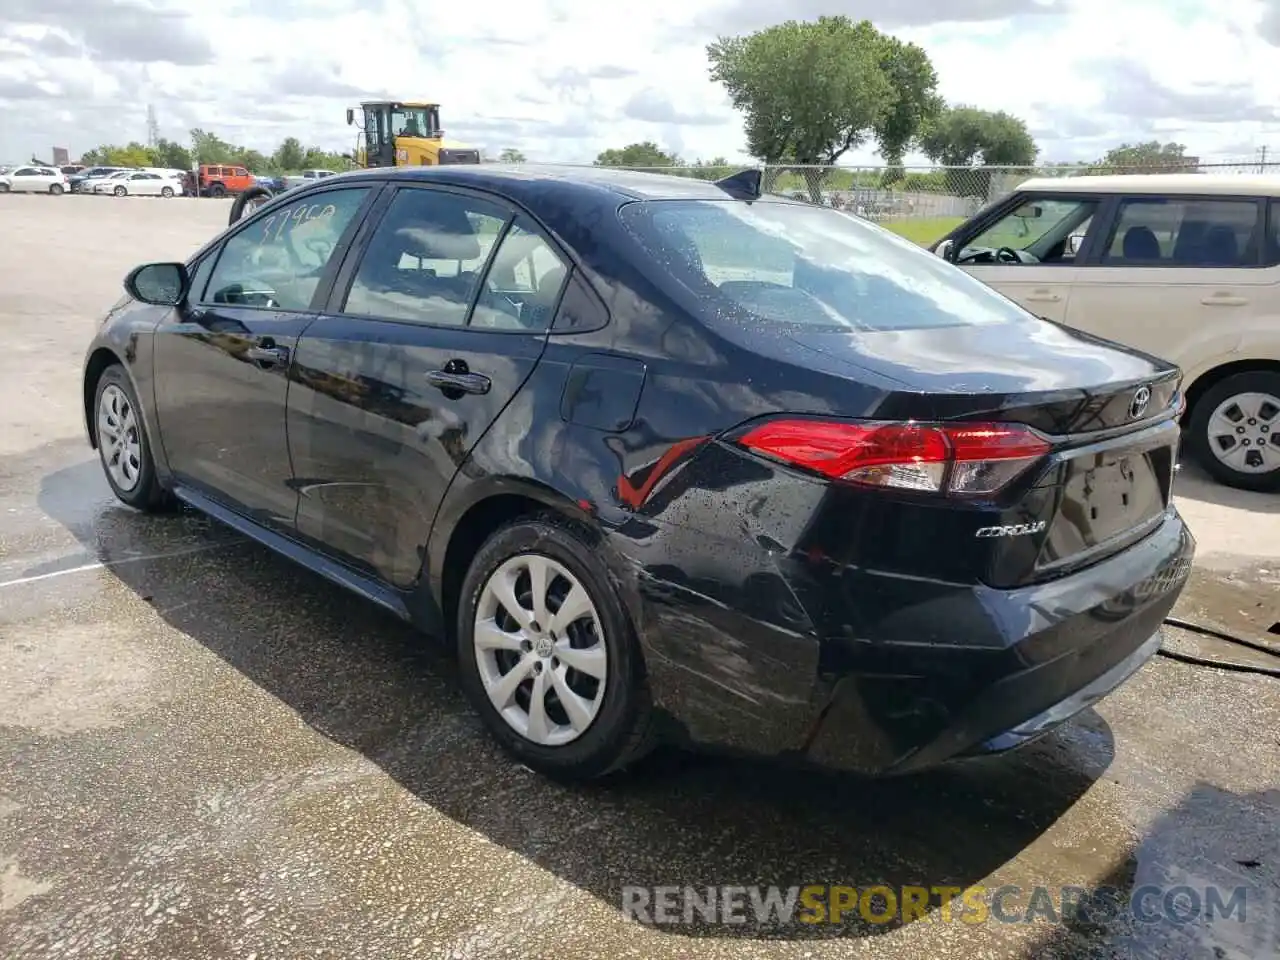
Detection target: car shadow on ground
<box><xmin>38</xmin><ymin>456</ymin><xmax>1125</xmax><ymax>944</ymax></box>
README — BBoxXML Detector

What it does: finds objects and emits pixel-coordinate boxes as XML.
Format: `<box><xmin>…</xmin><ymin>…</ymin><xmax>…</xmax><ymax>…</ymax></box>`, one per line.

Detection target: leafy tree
<box><xmin>686</xmin><ymin>157</ymin><xmax>734</xmax><ymax>180</ymax></box>
<box><xmin>708</xmin><ymin>17</ymin><xmax>893</xmax><ymax>172</ymax></box>
<box><xmin>1094</xmin><ymin>141</ymin><xmax>1197</xmax><ymax>173</ymax></box>
<box><xmin>872</xmin><ymin>35</ymin><xmax>942</xmax><ymax>168</ymax></box>
<box><xmin>499</xmin><ymin>148</ymin><xmax>527</xmax><ymax>162</ymax></box>
<box><xmin>273</xmin><ymin>137</ymin><xmax>306</xmax><ymax>171</ymax></box>
<box><xmin>151</xmin><ymin>138</ymin><xmax>192</xmax><ymax>170</ymax></box>
<box><xmin>918</xmin><ymin>105</ymin><xmax>1038</xmax><ymax>197</ymax></box>
<box><xmin>594</xmin><ymin>141</ymin><xmax>682</xmax><ymax>167</ymax></box>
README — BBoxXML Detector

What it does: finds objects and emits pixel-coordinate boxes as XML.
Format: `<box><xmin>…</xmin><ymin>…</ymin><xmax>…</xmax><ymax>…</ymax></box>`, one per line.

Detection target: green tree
<box><xmin>918</xmin><ymin>105</ymin><xmax>1038</xmax><ymax>197</ymax></box>
<box><xmin>872</xmin><ymin>35</ymin><xmax>942</xmax><ymax>168</ymax></box>
<box><xmin>594</xmin><ymin>141</ymin><xmax>681</xmax><ymax>167</ymax></box>
<box><xmin>708</xmin><ymin>17</ymin><xmax>894</xmax><ymax>170</ymax></box>
<box><xmin>273</xmin><ymin>137</ymin><xmax>306</xmax><ymax>171</ymax></box>
<box><xmin>190</xmin><ymin>128</ymin><xmax>236</xmax><ymax>164</ymax></box>
<box><xmin>499</xmin><ymin>148</ymin><xmax>527</xmax><ymax>162</ymax></box>
<box><xmin>1094</xmin><ymin>141</ymin><xmax>1196</xmax><ymax>173</ymax></box>
<box><xmin>152</xmin><ymin>138</ymin><xmax>192</xmax><ymax>170</ymax></box>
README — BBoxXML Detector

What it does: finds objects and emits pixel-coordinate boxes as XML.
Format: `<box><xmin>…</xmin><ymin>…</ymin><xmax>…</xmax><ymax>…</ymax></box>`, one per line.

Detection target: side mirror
<box><xmin>345</xmin><ymin>108</ymin><xmax>355</xmax><ymax>126</ymax></box>
<box><xmin>1068</xmin><ymin>234</ymin><xmax>1084</xmax><ymax>255</ymax></box>
<box><xmin>935</xmin><ymin>239</ymin><xmax>954</xmax><ymax>262</ymax></box>
<box><xmin>125</xmin><ymin>262</ymin><xmax>188</xmax><ymax>306</ymax></box>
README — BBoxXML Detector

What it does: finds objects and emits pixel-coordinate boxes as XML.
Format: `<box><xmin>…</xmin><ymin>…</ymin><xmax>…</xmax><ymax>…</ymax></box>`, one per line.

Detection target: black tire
<box><xmin>1187</xmin><ymin>370</ymin><xmax>1280</xmax><ymax>492</ymax></box>
<box><xmin>0</xmin><ymin>183</ymin><xmax>9</xmax><ymax>193</ymax></box>
<box><xmin>160</xmin><ymin>185</ymin><xmax>174</xmax><ymax>198</ymax></box>
<box><xmin>49</xmin><ymin>183</ymin><xmax>64</xmax><ymax>195</ymax></box>
<box><xmin>113</xmin><ymin>185</ymin><xmax>126</xmax><ymax>197</ymax></box>
<box><xmin>228</xmin><ymin>186</ymin><xmax>273</xmax><ymax>225</ymax></box>
<box><xmin>457</xmin><ymin>514</ymin><xmax>656</xmax><ymax>780</ymax></box>
<box><xmin>92</xmin><ymin>364</ymin><xmax>175</xmax><ymax>511</ymax></box>
<box><xmin>208</xmin><ymin>182</ymin><xmax>227</xmax><ymax>198</ymax></box>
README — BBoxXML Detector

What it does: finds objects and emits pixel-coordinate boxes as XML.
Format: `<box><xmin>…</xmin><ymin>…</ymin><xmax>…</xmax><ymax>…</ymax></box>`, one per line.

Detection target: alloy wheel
<box><xmin>1206</xmin><ymin>390</ymin><xmax>1280</xmax><ymax>475</ymax></box>
<box><xmin>473</xmin><ymin>553</ymin><xmax>608</xmax><ymax>747</ymax></box>
<box><xmin>97</xmin><ymin>384</ymin><xmax>142</xmax><ymax>492</ymax></box>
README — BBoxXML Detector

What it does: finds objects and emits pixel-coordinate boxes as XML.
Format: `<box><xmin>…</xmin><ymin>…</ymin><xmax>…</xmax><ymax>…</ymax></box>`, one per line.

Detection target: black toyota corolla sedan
<box><xmin>82</xmin><ymin>164</ymin><xmax>1194</xmax><ymax>780</ymax></box>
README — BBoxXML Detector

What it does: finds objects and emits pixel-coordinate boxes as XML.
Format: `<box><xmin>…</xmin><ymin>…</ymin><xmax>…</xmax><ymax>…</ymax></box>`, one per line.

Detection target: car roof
<box><xmin>329</xmin><ymin>162</ymin><xmax>756</xmax><ymax>202</ymax></box>
<box><xmin>1016</xmin><ymin>173</ymin><xmax>1280</xmax><ymax>196</ymax></box>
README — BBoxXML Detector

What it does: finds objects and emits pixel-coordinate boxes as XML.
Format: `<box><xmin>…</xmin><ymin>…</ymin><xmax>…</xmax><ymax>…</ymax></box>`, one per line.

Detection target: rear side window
<box><xmin>619</xmin><ymin>200</ymin><xmax>1033</xmax><ymax>332</ymax></box>
<box><xmin>1103</xmin><ymin>198</ymin><xmax>1261</xmax><ymax>266</ymax></box>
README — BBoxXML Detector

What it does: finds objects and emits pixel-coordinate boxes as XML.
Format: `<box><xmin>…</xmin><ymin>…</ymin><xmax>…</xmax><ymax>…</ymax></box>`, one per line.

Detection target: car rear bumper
<box><xmin>632</xmin><ymin>508</ymin><xmax>1193</xmax><ymax>776</ymax></box>
<box><xmin>802</xmin><ymin>510</ymin><xmax>1194</xmax><ymax>775</ymax></box>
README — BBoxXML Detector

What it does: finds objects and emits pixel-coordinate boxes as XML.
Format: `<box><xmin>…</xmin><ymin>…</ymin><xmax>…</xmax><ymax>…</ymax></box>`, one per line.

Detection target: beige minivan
<box><xmin>932</xmin><ymin>174</ymin><xmax>1280</xmax><ymax>491</ymax></box>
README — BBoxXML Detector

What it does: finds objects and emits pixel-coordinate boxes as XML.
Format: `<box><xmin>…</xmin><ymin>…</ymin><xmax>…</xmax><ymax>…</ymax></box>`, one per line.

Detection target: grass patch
<box><xmin>880</xmin><ymin>216</ymin><xmax>965</xmax><ymax>246</ymax></box>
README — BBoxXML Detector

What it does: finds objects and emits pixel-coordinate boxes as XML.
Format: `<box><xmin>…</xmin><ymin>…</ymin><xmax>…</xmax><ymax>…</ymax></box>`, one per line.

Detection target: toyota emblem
<box><xmin>1129</xmin><ymin>385</ymin><xmax>1152</xmax><ymax>420</ymax></box>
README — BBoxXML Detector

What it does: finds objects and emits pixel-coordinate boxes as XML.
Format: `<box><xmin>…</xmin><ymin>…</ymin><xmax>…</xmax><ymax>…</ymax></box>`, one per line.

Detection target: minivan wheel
<box><xmin>457</xmin><ymin>515</ymin><xmax>655</xmax><ymax>780</ymax></box>
<box><xmin>1188</xmin><ymin>370</ymin><xmax>1280</xmax><ymax>492</ymax></box>
<box><xmin>93</xmin><ymin>365</ymin><xmax>174</xmax><ymax>511</ymax></box>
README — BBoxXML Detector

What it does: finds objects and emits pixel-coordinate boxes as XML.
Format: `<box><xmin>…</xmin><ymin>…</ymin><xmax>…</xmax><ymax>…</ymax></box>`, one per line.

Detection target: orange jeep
<box><xmin>197</xmin><ymin>163</ymin><xmax>255</xmax><ymax>197</ymax></box>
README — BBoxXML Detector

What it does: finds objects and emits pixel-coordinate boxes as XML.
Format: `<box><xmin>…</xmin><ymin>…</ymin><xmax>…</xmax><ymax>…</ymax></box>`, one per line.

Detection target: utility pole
<box><xmin>146</xmin><ymin>104</ymin><xmax>160</xmax><ymax>148</ymax></box>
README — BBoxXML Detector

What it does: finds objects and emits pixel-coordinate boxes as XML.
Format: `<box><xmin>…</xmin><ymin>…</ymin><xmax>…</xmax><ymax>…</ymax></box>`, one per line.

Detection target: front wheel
<box><xmin>0</xmin><ymin>183</ymin><xmax>9</xmax><ymax>193</ymax></box>
<box><xmin>113</xmin><ymin>185</ymin><xmax>126</xmax><ymax>197</ymax></box>
<box><xmin>1187</xmin><ymin>370</ymin><xmax>1280</xmax><ymax>491</ymax></box>
<box><xmin>49</xmin><ymin>183</ymin><xmax>64</xmax><ymax>195</ymax></box>
<box><xmin>160</xmin><ymin>185</ymin><xmax>174</xmax><ymax>198</ymax></box>
<box><xmin>457</xmin><ymin>515</ymin><xmax>656</xmax><ymax>780</ymax></box>
<box><xmin>93</xmin><ymin>365</ymin><xmax>173</xmax><ymax>511</ymax></box>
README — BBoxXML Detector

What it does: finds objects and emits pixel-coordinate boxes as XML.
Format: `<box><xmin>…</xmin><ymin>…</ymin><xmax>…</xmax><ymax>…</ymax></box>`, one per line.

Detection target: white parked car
<box><xmin>933</xmin><ymin>174</ymin><xmax>1280</xmax><ymax>491</ymax></box>
<box><xmin>0</xmin><ymin>165</ymin><xmax>69</xmax><ymax>194</ymax></box>
<box><xmin>283</xmin><ymin>168</ymin><xmax>337</xmax><ymax>190</ymax></box>
<box><xmin>94</xmin><ymin>171</ymin><xmax>178</xmax><ymax>197</ymax></box>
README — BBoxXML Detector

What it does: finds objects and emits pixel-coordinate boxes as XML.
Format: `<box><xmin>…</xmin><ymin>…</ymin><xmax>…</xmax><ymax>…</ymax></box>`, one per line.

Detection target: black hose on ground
<box><xmin>1159</xmin><ymin>616</ymin><xmax>1280</xmax><ymax>678</ymax></box>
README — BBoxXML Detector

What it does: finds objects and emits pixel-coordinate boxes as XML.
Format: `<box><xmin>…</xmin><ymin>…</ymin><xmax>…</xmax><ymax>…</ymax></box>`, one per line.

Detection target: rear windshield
<box><xmin>619</xmin><ymin>200</ymin><xmax>1034</xmax><ymax>332</ymax></box>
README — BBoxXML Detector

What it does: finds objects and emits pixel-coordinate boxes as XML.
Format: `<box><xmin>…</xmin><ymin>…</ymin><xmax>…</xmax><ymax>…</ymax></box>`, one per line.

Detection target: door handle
<box><xmin>1200</xmin><ymin>293</ymin><xmax>1247</xmax><ymax>306</ymax></box>
<box><xmin>425</xmin><ymin>370</ymin><xmax>491</xmax><ymax>395</ymax></box>
<box><xmin>245</xmin><ymin>344</ymin><xmax>289</xmax><ymax>365</ymax></box>
<box><xmin>1024</xmin><ymin>290</ymin><xmax>1061</xmax><ymax>303</ymax></box>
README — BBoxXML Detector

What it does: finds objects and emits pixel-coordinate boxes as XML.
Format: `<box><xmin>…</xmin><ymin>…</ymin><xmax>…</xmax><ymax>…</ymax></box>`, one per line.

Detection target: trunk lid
<box><xmin>755</xmin><ymin>320</ymin><xmax>1183</xmax><ymax>587</ymax></box>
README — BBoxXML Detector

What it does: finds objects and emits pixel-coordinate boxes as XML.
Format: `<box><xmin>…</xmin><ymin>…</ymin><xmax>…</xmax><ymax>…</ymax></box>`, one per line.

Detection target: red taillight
<box><xmin>735</xmin><ymin>419</ymin><xmax>1051</xmax><ymax>495</ymax></box>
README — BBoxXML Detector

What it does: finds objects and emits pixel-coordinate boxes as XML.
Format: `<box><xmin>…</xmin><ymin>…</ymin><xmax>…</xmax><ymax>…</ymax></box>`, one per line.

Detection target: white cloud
<box><xmin>1</xmin><ymin>0</ymin><xmax>1278</xmax><ymax>167</ymax></box>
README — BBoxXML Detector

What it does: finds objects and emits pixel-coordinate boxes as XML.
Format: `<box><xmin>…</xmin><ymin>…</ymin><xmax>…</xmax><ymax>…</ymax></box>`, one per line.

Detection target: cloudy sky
<box><xmin>2</xmin><ymin>0</ymin><xmax>1279</xmax><ymax>167</ymax></box>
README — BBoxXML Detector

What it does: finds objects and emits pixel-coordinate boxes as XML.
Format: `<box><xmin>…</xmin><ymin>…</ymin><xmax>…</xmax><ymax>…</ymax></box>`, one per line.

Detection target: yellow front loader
<box><xmin>346</xmin><ymin>100</ymin><xmax>481</xmax><ymax>167</ymax></box>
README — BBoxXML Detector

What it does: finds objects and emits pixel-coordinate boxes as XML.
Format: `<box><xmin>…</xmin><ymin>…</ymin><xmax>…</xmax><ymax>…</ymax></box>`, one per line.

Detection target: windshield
<box><xmin>619</xmin><ymin>200</ymin><xmax>1036</xmax><ymax>332</ymax></box>
<box><xmin>390</xmin><ymin>105</ymin><xmax>440</xmax><ymax>138</ymax></box>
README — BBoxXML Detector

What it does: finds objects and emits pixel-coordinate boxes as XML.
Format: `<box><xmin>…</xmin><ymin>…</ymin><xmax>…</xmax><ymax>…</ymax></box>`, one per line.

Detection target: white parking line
<box><xmin>0</xmin><ymin>541</ymin><xmax>236</xmax><ymax>590</ymax></box>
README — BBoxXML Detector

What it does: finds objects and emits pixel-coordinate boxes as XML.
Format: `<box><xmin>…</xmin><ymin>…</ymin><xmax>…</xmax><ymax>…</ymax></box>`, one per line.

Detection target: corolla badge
<box><xmin>1129</xmin><ymin>385</ymin><xmax>1152</xmax><ymax>420</ymax></box>
<box><xmin>974</xmin><ymin>520</ymin><xmax>1048</xmax><ymax>538</ymax></box>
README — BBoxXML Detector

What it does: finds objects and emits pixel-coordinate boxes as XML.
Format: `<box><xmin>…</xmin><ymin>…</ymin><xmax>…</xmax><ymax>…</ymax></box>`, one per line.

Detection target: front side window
<box><xmin>471</xmin><ymin>219</ymin><xmax>568</xmax><ymax>332</ymax></box>
<box><xmin>204</xmin><ymin>187</ymin><xmax>371</xmax><ymax>311</ymax></box>
<box><xmin>956</xmin><ymin>196</ymin><xmax>1098</xmax><ymax>265</ymax></box>
<box><xmin>620</xmin><ymin>199</ymin><xmax>1034</xmax><ymax>332</ymax></box>
<box><xmin>342</xmin><ymin>188</ymin><xmax>508</xmax><ymax>325</ymax></box>
<box><xmin>1103</xmin><ymin>197</ymin><xmax>1260</xmax><ymax>266</ymax></box>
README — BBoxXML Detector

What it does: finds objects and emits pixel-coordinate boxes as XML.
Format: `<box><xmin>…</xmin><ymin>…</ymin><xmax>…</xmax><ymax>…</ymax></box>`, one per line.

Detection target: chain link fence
<box><xmin>592</xmin><ymin>158</ymin><xmax>1278</xmax><ymax>245</ymax></box>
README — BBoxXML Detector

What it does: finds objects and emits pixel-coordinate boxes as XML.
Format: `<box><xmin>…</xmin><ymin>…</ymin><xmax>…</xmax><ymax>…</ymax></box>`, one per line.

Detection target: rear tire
<box><xmin>208</xmin><ymin>182</ymin><xmax>227</xmax><ymax>198</ymax></box>
<box><xmin>1187</xmin><ymin>370</ymin><xmax>1280</xmax><ymax>492</ymax></box>
<box><xmin>49</xmin><ymin>183</ymin><xmax>64</xmax><ymax>195</ymax></box>
<box><xmin>92</xmin><ymin>365</ymin><xmax>174</xmax><ymax>512</ymax></box>
<box><xmin>160</xmin><ymin>185</ymin><xmax>174</xmax><ymax>198</ymax></box>
<box><xmin>113</xmin><ymin>185</ymin><xmax>126</xmax><ymax>197</ymax></box>
<box><xmin>457</xmin><ymin>514</ymin><xmax>656</xmax><ymax>780</ymax></box>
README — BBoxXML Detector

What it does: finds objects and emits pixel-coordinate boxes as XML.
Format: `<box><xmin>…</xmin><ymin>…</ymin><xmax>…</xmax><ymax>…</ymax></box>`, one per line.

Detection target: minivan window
<box><xmin>620</xmin><ymin>200</ymin><xmax>1035</xmax><ymax>331</ymax></box>
<box><xmin>1103</xmin><ymin>198</ymin><xmax>1260</xmax><ymax>266</ymax></box>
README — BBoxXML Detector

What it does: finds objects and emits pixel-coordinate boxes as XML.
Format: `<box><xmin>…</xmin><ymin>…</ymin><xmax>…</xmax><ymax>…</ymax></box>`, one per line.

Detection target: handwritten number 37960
<box><xmin>260</xmin><ymin>203</ymin><xmax>338</xmax><ymax>244</ymax></box>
